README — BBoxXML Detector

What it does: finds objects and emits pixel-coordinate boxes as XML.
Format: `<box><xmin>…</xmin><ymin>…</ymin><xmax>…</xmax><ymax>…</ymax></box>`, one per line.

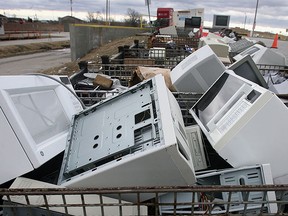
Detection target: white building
<box><xmin>172</xmin><ymin>8</ymin><xmax>204</xmax><ymax>28</ymax></box>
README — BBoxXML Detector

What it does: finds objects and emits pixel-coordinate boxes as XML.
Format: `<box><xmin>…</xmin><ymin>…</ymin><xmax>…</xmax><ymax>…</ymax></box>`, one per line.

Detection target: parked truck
<box><xmin>155</xmin><ymin>7</ymin><xmax>174</xmax><ymax>28</ymax></box>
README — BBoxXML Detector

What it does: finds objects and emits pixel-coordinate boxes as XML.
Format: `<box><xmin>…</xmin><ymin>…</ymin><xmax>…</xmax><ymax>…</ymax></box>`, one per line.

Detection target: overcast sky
<box><xmin>1</xmin><ymin>0</ymin><xmax>287</xmax><ymax>34</ymax></box>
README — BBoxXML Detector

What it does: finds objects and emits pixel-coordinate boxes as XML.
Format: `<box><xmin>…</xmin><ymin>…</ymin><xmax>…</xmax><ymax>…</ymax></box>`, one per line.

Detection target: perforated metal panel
<box><xmin>63</xmin><ymin>80</ymin><xmax>161</xmax><ymax>177</ymax></box>
<box><xmin>220</xmin><ymin>166</ymin><xmax>264</xmax><ymax>210</ymax></box>
<box><xmin>159</xmin><ymin>164</ymin><xmax>276</xmax><ymax>214</ymax></box>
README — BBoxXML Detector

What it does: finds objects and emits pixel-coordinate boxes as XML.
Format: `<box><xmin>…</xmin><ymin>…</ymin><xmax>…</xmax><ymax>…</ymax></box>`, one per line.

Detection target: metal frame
<box><xmin>109</xmin><ymin>48</ymin><xmax>191</xmax><ymax>67</ymax></box>
<box><xmin>257</xmin><ymin>64</ymin><xmax>288</xmax><ymax>76</ymax></box>
<box><xmin>2</xmin><ymin>185</ymin><xmax>288</xmax><ymax>216</ymax></box>
<box><xmin>150</xmin><ymin>36</ymin><xmax>200</xmax><ymax>49</ymax></box>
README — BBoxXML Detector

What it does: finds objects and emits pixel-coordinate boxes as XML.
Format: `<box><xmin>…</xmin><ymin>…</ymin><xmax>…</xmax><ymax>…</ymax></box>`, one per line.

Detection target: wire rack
<box><xmin>1</xmin><ymin>185</ymin><xmax>288</xmax><ymax>216</ymax></box>
<box><xmin>108</xmin><ymin>48</ymin><xmax>191</xmax><ymax>67</ymax></box>
<box><xmin>257</xmin><ymin>64</ymin><xmax>288</xmax><ymax>76</ymax></box>
<box><xmin>150</xmin><ymin>36</ymin><xmax>200</xmax><ymax>49</ymax></box>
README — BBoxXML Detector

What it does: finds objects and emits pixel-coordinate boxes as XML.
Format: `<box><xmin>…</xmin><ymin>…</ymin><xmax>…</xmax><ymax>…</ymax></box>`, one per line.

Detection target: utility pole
<box><xmin>145</xmin><ymin>0</ymin><xmax>152</xmax><ymax>30</ymax></box>
<box><xmin>105</xmin><ymin>0</ymin><xmax>110</xmax><ymax>24</ymax></box>
<box><xmin>109</xmin><ymin>0</ymin><xmax>110</xmax><ymax>22</ymax></box>
<box><xmin>70</xmin><ymin>0</ymin><xmax>73</xmax><ymax>16</ymax></box>
<box><xmin>244</xmin><ymin>13</ymin><xmax>247</xmax><ymax>29</ymax></box>
<box><xmin>251</xmin><ymin>0</ymin><xmax>259</xmax><ymax>37</ymax></box>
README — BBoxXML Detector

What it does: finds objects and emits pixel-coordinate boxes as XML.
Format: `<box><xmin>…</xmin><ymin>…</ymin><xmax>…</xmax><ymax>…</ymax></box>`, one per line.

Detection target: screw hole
<box><xmin>117</xmin><ymin>125</ymin><xmax>122</xmax><ymax>130</ymax></box>
<box><xmin>116</xmin><ymin>134</ymin><xmax>122</xmax><ymax>139</ymax></box>
<box><xmin>93</xmin><ymin>144</ymin><xmax>98</xmax><ymax>149</ymax></box>
<box><xmin>94</xmin><ymin>135</ymin><xmax>99</xmax><ymax>140</ymax></box>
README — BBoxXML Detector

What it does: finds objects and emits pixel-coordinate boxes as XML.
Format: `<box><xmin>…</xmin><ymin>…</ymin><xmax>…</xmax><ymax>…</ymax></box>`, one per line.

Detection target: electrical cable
<box><xmin>26</xmin><ymin>73</ymin><xmax>87</xmax><ymax>109</ymax></box>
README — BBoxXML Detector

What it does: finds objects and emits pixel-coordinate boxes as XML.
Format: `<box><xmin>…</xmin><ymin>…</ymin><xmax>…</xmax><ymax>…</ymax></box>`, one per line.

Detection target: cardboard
<box><xmin>93</xmin><ymin>74</ymin><xmax>113</xmax><ymax>89</ymax></box>
<box><xmin>129</xmin><ymin>66</ymin><xmax>176</xmax><ymax>92</ymax></box>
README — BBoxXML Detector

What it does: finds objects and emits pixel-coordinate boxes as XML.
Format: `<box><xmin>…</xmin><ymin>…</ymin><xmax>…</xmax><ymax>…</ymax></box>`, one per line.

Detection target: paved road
<box><xmin>0</xmin><ymin>48</ymin><xmax>71</xmax><ymax>75</ymax></box>
<box><xmin>251</xmin><ymin>37</ymin><xmax>288</xmax><ymax>61</ymax></box>
<box><xmin>0</xmin><ymin>32</ymin><xmax>71</xmax><ymax>75</ymax></box>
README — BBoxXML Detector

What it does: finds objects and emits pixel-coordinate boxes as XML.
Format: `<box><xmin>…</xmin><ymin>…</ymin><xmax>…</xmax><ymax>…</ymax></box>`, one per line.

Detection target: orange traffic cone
<box><xmin>271</xmin><ymin>33</ymin><xmax>278</xmax><ymax>49</ymax></box>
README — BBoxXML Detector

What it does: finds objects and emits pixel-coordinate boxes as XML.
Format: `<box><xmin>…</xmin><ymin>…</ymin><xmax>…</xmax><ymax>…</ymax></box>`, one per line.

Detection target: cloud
<box><xmin>1</xmin><ymin>0</ymin><xmax>287</xmax><ymax>33</ymax></box>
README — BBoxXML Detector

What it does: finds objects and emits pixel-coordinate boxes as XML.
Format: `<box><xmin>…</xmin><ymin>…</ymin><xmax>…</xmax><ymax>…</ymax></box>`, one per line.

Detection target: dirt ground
<box><xmin>0</xmin><ymin>41</ymin><xmax>70</xmax><ymax>58</ymax></box>
<box><xmin>48</xmin><ymin>35</ymin><xmax>148</xmax><ymax>76</ymax></box>
<box><xmin>42</xmin><ymin>35</ymin><xmax>148</xmax><ymax>76</ymax></box>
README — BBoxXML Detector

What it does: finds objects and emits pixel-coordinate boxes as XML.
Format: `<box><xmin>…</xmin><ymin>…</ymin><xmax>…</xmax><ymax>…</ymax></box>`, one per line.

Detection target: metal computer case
<box><xmin>190</xmin><ymin>70</ymin><xmax>288</xmax><ymax>183</ymax></box>
<box><xmin>159</xmin><ymin>164</ymin><xmax>277</xmax><ymax>214</ymax></box>
<box><xmin>58</xmin><ymin>75</ymin><xmax>196</xmax><ymax>201</ymax></box>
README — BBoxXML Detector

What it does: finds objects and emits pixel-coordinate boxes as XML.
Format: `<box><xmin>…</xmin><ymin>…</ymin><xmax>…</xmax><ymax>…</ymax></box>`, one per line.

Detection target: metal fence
<box><xmin>1</xmin><ymin>185</ymin><xmax>288</xmax><ymax>216</ymax></box>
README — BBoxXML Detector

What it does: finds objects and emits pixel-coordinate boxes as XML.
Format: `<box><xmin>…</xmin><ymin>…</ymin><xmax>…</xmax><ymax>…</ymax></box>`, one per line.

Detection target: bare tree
<box><xmin>125</xmin><ymin>8</ymin><xmax>141</xmax><ymax>27</ymax></box>
<box><xmin>86</xmin><ymin>11</ymin><xmax>104</xmax><ymax>23</ymax></box>
<box><xmin>86</xmin><ymin>12</ymin><xmax>95</xmax><ymax>22</ymax></box>
<box><xmin>95</xmin><ymin>11</ymin><xmax>104</xmax><ymax>21</ymax></box>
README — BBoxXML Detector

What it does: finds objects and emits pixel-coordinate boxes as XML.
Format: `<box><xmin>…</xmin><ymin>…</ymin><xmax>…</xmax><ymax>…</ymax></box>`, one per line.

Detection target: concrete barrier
<box><xmin>70</xmin><ymin>24</ymin><xmax>147</xmax><ymax>61</ymax></box>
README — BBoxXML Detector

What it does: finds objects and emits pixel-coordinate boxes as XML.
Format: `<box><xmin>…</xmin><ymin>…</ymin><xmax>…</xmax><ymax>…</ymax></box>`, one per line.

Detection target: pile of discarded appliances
<box><xmin>1</xmin><ymin>32</ymin><xmax>288</xmax><ymax>215</ymax></box>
